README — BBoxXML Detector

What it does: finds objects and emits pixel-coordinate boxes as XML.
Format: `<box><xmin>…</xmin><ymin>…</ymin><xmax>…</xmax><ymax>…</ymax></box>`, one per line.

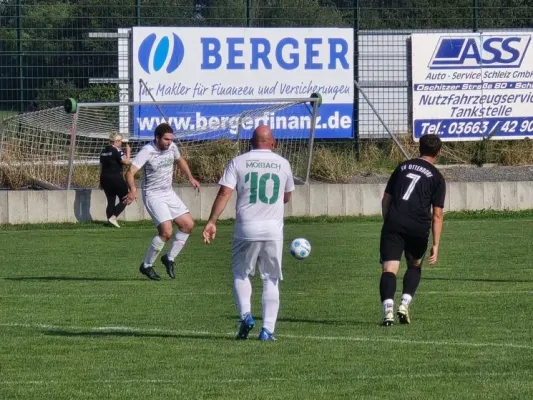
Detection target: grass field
<box><xmin>1</xmin><ymin>214</ymin><xmax>533</xmax><ymax>399</ymax></box>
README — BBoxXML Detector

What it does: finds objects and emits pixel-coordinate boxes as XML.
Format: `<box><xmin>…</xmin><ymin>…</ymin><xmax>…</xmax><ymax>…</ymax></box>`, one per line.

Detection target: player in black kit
<box><xmin>99</xmin><ymin>133</ymin><xmax>131</xmax><ymax>228</ymax></box>
<box><xmin>379</xmin><ymin>134</ymin><xmax>446</xmax><ymax>326</ymax></box>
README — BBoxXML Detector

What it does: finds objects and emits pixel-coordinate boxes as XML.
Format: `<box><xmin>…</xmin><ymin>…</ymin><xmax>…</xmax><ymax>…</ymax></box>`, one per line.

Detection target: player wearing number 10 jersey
<box><xmin>379</xmin><ymin>134</ymin><xmax>446</xmax><ymax>326</ymax></box>
<box><xmin>202</xmin><ymin>125</ymin><xmax>295</xmax><ymax>341</ymax></box>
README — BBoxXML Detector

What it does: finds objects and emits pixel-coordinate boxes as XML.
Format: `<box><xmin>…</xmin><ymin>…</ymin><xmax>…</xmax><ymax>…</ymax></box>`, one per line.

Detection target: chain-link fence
<box><xmin>1</xmin><ymin>1</ymin><xmax>533</xmax><ymax>143</ymax></box>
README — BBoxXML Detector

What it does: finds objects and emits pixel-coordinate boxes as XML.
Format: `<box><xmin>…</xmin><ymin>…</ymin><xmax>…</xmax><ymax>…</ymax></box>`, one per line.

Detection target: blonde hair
<box><xmin>109</xmin><ymin>132</ymin><xmax>125</xmax><ymax>143</ymax></box>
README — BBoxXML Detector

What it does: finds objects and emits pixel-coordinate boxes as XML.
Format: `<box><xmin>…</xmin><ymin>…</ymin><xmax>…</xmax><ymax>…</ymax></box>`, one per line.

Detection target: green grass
<box><xmin>1</xmin><ymin>216</ymin><xmax>533</xmax><ymax>399</ymax></box>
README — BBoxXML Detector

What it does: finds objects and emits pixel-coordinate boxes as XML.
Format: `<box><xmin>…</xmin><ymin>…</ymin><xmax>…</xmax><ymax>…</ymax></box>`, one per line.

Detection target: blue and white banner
<box><xmin>412</xmin><ymin>32</ymin><xmax>533</xmax><ymax>141</ymax></box>
<box><xmin>131</xmin><ymin>27</ymin><xmax>354</xmax><ymax>140</ymax></box>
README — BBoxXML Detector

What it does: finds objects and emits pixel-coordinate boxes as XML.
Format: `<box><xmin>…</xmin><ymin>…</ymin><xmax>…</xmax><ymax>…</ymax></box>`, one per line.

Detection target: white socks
<box><xmin>262</xmin><ymin>278</ymin><xmax>280</xmax><ymax>333</ymax></box>
<box><xmin>233</xmin><ymin>275</ymin><xmax>252</xmax><ymax>319</ymax></box>
<box><xmin>168</xmin><ymin>231</ymin><xmax>189</xmax><ymax>261</ymax></box>
<box><xmin>233</xmin><ymin>276</ymin><xmax>281</xmax><ymax>333</ymax></box>
<box><xmin>383</xmin><ymin>299</ymin><xmax>394</xmax><ymax>315</ymax></box>
<box><xmin>143</xmin><ymin>231</ymin><xmax>190</xmax><ymax>267</ymax></box>
<box><xmin>401</xmin><ymin>294</ymin><xmax>412</xmax><ymax>306</ymax></box>
<box><xmin>143</xmin><ymin>236</ymin><xmax>165</xmax><ymax>267</ymax></box>
<box><xmin>383</xmin><ymin>295</ymin><xmax>412</xmax><ymax>314</ymax></box>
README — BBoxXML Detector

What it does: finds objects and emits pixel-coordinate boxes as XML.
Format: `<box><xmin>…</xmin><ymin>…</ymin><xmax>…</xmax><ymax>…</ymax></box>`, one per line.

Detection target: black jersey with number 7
<box><xmin>383</xmin><ymin>158</ymin><xmax>446</xmax><ymax>237</ymax></box>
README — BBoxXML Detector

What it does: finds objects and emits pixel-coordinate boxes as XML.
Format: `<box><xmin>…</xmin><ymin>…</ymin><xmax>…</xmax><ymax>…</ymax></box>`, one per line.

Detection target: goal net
<box><xmin>0</xmin><ymin>97</ymin><xmax>320</xmax><ymax>189</ymax></box>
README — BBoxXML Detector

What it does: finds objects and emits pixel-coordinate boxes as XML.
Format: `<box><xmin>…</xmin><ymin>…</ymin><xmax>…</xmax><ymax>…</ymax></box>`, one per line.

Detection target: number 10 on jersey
<box><xmin>245</xmin><ymin>172</ymin><xmax>280</xmax><ymax>204</ymax></box>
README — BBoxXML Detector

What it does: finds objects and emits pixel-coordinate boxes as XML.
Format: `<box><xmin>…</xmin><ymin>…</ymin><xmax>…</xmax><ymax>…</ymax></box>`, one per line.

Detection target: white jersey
<box><xmin>219</xmin><ymin>149</ymin><xmax>295</xmax><ymax>241</ymax></box>
<box><xmin>131</xmin><ymin>141</ymin><xmax>180</xmax><ymax>197</ymax></box>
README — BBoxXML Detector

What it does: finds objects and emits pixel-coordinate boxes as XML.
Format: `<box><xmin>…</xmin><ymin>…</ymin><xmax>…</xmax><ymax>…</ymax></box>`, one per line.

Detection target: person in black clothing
<box><xmin>379</xmin><ymin>134</ymin><xmax>446</xmax><ymax>326</ymax></box>
<box><xmin>99</xmin><ymin>133</ymin><xmax>131</xmax><ymax>228</ymax></box>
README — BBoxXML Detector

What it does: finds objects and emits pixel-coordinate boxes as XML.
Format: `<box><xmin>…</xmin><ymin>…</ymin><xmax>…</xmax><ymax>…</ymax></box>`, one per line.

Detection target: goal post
<box><xmin>65</xmin><ymin>96</ymin><xmax>321</xmax><ymax>189</ymax></box>
<box><xmin>0</xmin><ymin>95</ymin><xmax>322</xmax><ymax>190</ymax></box>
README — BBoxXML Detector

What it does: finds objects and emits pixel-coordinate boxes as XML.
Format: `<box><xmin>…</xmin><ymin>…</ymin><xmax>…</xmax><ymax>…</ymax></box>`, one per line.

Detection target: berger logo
<box><xmin>138</xmin><ymin>33</ymin><xmax>185</xmax><ymax>74</ymax></box>
<box><xmin>428</xmin><ymin>35</ymin><xmax>531</xmax><ymax>69</ymax></box>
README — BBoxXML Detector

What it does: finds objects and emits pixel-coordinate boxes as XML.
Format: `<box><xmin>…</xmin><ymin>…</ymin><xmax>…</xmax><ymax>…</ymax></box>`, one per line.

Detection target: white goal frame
<box><xmin>66</xmin><ymin>96</ymin><xmax>321</xmax><ymax>189</ymax></box>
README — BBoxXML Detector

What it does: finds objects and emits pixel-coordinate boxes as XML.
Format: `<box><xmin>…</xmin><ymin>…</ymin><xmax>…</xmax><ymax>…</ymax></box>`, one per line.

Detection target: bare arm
<box><xmin>429</xmin><ymin>206</ymin><xmax>444</xmax><ymax>265</ymax></box>
<box><xmin>283</xmin><ymin>192</ymin><xmax>292</xmax><ymax>204</ymax></box>
<box><xmin>176</xmin><ymin>158</ymin><xmax>194</xmax><ymax>180</ymax></box>
<box><xmin>202</xmin><ymin>186</ymin><xmax>233</xmax><ymax>244</ymax></box>
<box><xmin>177</xmin><ymin>158</ymin><xmax>200</xmax><ymax>191</ymax></box>
<box><xmin>381</xmin><ymin>193</ymin><xmax>392</xmax><ymax>220</ymax></box>
<box><xmin>123</xmin><ymin>164</ymin><xmax>139</xmax><ymax>204</ymax></box>
<box><xmin>121</xmin><ymin>144</ymin><xmax>131</xmax><ymax>165</ymax></box>
<box><xmin>431</xmin><ymin>206</ymin><xmax>444</xmax><ymax>248</ymax></box>
<box><xmin>208</xmin><ymin>186</ymin><xmax>233</xmax><ymax>223</ymax></box>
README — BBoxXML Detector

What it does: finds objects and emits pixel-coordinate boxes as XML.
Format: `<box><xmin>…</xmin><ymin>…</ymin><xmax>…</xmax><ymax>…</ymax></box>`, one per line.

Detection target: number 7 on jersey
<box><xmin>402</xmin><ymin>173</ymin><xmax>421</xmax><ymax>200</ymax></box>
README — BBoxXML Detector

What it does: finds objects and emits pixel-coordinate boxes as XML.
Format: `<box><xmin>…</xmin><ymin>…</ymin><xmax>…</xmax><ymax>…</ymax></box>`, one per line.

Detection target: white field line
<box><xmin>0</xmin><ymin>371</ymin><xmax>530</xmax><ymax>385</ymax></box>
<box><xmin>2</xmin><ymin>322</ymin><xmax>533</xmax><ymax>351</ymax></box>
<box><xmin>0</xmin><ymin>289</ymin><xmax>531</xmax><ymax>299</ymax></box>
<box><xmin>0</xmin><ymin>292</ymin><xmax>231</xmax><ymax>298</ymax></box>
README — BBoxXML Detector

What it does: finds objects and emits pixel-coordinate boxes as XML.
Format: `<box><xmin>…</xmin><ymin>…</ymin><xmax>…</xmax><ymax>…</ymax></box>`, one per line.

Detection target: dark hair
<box><xmin>419</xmin><ymin>134</ymin><xmax>441</xmax><ymax>157</ymax></box>
<box><xmin>154</xmin><ymin>123</ymin><xmax>174</xmax><ymax>139</ymax></box>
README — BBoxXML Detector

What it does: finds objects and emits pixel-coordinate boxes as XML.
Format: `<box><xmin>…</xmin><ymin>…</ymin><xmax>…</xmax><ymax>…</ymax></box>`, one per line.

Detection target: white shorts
<box><xmin>143</xmin><ymin>191</ymin><xmax>189</xmax><ymax>226</ymax></box>
<box><xmin>232</xmin><ymin>239</ymin><xmax>283</xmax><ymax>281</ymax></box>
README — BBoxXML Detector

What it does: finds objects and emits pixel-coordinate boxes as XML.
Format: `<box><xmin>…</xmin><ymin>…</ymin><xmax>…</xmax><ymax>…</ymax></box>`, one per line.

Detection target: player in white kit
<box><xmin>202</xmin><ymin>125</ymin><xmax>295</xmax><ymax>341</ymax></box>
<box><xmin>123</xmin><ymin>123</ymin><xmax>200</xmax><ymax>281</ymax></box>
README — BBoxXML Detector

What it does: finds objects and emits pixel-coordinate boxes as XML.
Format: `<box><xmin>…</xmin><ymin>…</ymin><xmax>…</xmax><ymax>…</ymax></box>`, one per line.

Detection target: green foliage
<box><xmin>3</xmin><ymin>1</ymin><xmax>533</xmax><ymax>111</ymax></box>
<box><xmin>354</xmin><ymin>0</ymin><xmax>533</xmax><ymax>29</ymax></box>
<box><xmin>253</xmin><ymin>0</ymin><xmax>348</xmax><ymax>27</ymax></box>
<box><xmin>434</xmin><ymin>138</ymin><xmax>533</xmax><ymax>166</ymax></box>
<box><xmin>22</xmin><ymin>2</ymin><xmax>76</xmax><ymax>53</ymax></box>
<box><xmin>140</xmin><ymin>0</ymin><xmax>197</xmax><ymax>26</ymax></box>
<box><xmin>310</xmin><ymin>145</ymin><xmax>358</xmax><ymax>183</ymax></box>
<box><xmin>478</xmin><ymin>0</ymin><xmax>533</xmax><ymax>28</ymax></box>
<box><xmin>35</xmin><ymin>81</ymin><xmax>118</xmax><ymax>110</ymax></box>
<box><xmin>179</xmin><ymin>140</ymin><xmax>240</xmax><ymax>183</ymax></box>
<box><xmin>202</xmin><ymin>0</ymin><xmax>247</xmax><ymax>26</ymax></box>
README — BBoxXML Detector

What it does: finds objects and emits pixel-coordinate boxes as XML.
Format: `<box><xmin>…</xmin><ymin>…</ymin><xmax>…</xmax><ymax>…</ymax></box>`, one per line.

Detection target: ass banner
<box><xmin>412</xmin><ymin>32</ymin><xmax>533</xmax><ymax>141</ymax></box>
<box><xmin>131</xmin><ymin>27</ymin><xmax>354</xmax><ymax>140</ymax></box>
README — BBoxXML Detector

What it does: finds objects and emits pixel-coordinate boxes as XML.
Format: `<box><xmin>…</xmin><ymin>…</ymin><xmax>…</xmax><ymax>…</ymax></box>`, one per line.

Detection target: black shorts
<box><xmin>100</xmin><ymin>174</ymin><xmax>128</xmax><ymax>198</ymax></box>
<box><xmin>379</xmin><ymin>227</ymin><xmax>429</xmax><ymax>264</ymax></box>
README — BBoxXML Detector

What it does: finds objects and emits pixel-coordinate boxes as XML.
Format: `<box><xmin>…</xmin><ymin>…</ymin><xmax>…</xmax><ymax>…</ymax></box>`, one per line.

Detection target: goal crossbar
<box><xmin>0</xmin><ymin>95</ymin><xmax>321</xmax><ymax>190</ymax></box>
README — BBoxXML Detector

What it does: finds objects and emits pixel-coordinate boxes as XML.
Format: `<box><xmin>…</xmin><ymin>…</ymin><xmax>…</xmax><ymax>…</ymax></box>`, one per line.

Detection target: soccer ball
<box><xmin>289</xmin><ymin>238</ymin><xmax>311</xmax><ymax>260</ymax></box>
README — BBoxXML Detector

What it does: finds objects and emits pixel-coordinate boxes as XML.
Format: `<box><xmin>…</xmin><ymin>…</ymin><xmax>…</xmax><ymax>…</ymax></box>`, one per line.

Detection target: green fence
<box><xmin>1</xmin><ymin>1</ymin><xmax>533</xmax><ymax>137</ymax></box>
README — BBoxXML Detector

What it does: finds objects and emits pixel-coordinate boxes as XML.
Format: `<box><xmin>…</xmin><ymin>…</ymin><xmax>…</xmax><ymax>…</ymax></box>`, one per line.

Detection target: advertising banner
<box><xmin>412</xmin><ymin>32</ymin><xmax>533</xmax><ymax>141</ymax></box>
<box><xmin>132</xmin><ymin>27</ymin><xmax>354</xmax><ymax>139</ymax></box>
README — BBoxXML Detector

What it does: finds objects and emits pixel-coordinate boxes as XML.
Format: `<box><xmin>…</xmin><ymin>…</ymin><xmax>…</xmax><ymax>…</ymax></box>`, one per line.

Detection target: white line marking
<box><xmin>0</xmin><ymin>290</ymin><xmax>530</xmax><ymax>299</ymax></box>
<box><xmin>280</xmin><ymin>333</ymin><xmax>533</xmax><ymax>349</ymax></box>
<box><xmin>0</xmin><ymin>292</ymin><xmax>231</xmax><ymax>298</ymax></box>
<box><xmin>422</xmin><ymin>290</ymin><xmax>533</xmax><ymax>295</ymax></box>
<box><xmin>1</xmin><ymin>323</ymin><xmax>217</xmax><ymax>338</ymax></box>
<box><xmin>0</xmin><ymin>371</ymin><xmax>530</xmax><ymax>385</ymax></box>
<box><xmin>2</xmin><ymin>322</ymin><xmax>533</xmax><ymax>350</ymax></box>
<box><xmin>0</xmin><ymin>379</ymin><xmax>175</xmax><ymax>385</ymax></box>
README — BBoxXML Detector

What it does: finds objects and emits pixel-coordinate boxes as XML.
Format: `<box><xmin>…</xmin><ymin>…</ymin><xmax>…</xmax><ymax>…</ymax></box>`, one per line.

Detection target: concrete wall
<box><xmin>1</xmin><ymin>181</ymin><xmax>532</xmax><ymax>224</ymax></box>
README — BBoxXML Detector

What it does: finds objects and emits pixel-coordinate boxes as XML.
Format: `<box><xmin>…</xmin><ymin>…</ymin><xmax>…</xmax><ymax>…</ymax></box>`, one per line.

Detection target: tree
<box><xmin>1</xmin><ymin>0</ymin><xmax>532</xmax><ymax>112</ymax></box>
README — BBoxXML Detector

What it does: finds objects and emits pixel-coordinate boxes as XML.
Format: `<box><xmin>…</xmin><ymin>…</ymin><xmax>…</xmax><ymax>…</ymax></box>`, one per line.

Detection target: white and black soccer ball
<box><xmin>289</xmin><ymin>238</ymin><xmax>311</xmax><ymax>260</ymax></box>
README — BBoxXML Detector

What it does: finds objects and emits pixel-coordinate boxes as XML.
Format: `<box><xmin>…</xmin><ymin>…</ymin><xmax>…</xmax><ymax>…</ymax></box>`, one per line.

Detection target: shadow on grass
<box><xmin>226</xmin><ymin>315</ymin><xmax>375</xmax><ymax>327</ymax></box>
<box><xmin>424</xmin><ymin>277</ymin><xmax>533</xmax><ymax>283</ymax></box>
<box><xmin>41</xmin><ymin>328</ymin><xmax>232</xmax><ymax>341</ymax></box>
<box><xmin>5</xmin><ymin>276</ymin><xmax>139</xmax><ymax>282</ymax></box>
